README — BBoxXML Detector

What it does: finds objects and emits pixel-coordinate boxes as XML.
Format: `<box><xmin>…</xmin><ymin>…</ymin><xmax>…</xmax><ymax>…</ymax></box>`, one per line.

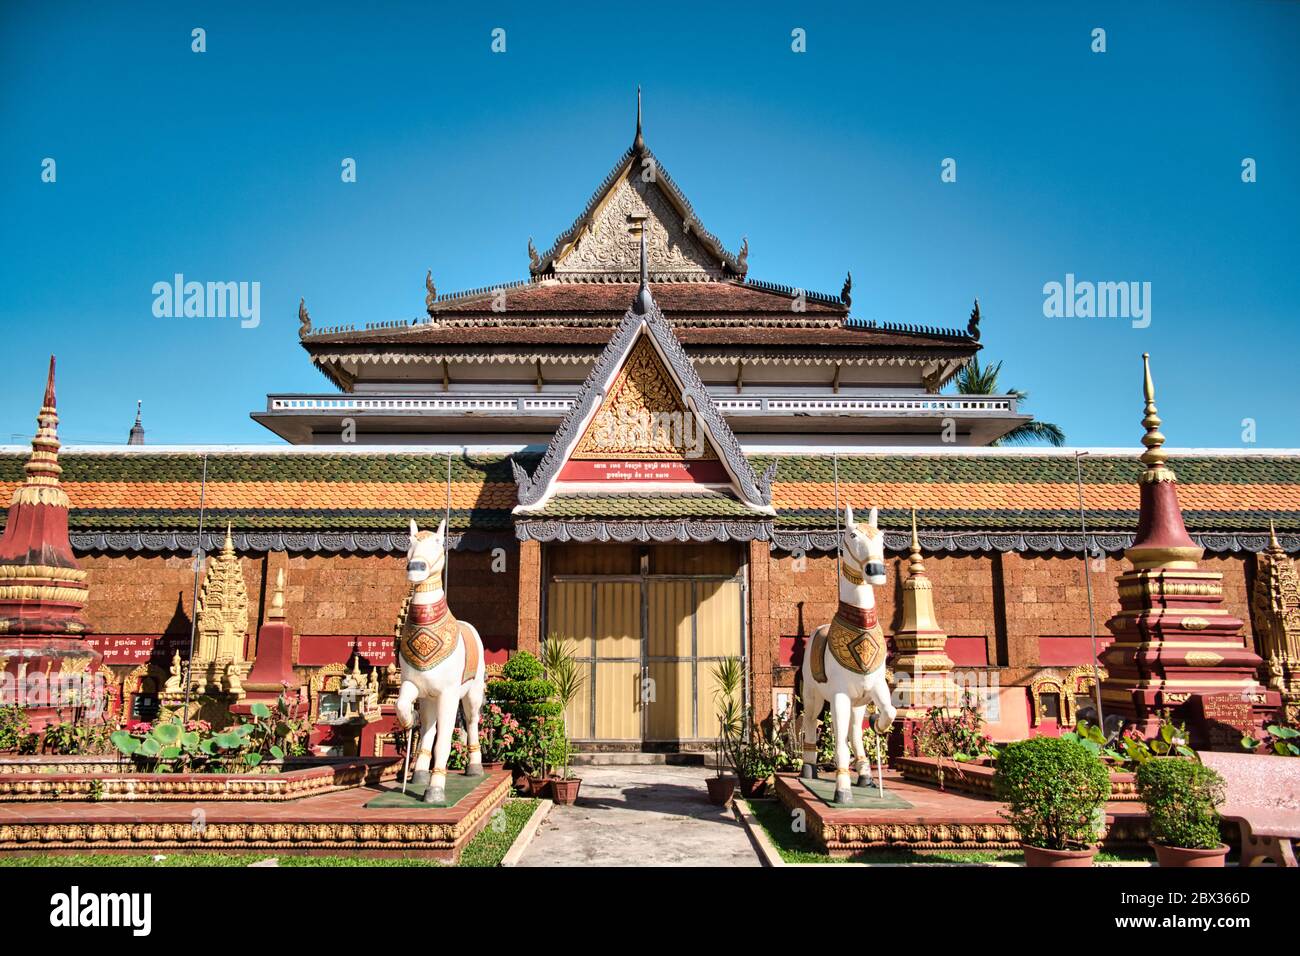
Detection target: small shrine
<box><xmin>191</xmin><ymin>525</ymin><xmax>253</xmax><ymax>698</ymax></box>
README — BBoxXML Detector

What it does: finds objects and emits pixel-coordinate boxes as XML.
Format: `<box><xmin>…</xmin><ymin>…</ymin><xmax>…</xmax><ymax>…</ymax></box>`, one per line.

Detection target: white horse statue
<box><xmin>801</xmin><ymin>504</ymin><xmax>898</xmax><ymax>803</ymax></box>
<box><xmin>395</xmin><ymin>518</ymin><xmax>487</xmax><ymax>803</ymax></box>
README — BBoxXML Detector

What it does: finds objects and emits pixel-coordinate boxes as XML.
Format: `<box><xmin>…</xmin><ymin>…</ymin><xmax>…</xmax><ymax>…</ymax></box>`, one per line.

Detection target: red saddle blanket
<box><xmin>398</xmin><ymin>597</ymin><xmax>479</xmax><ymax>683</ymax></box>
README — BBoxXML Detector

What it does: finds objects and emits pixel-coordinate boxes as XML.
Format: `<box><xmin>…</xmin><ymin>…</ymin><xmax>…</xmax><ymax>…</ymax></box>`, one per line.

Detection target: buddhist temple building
<box><xmin>2</xmin><ymin>103</ymin><xmax>1298</xmax><ymax>752</ymax></box>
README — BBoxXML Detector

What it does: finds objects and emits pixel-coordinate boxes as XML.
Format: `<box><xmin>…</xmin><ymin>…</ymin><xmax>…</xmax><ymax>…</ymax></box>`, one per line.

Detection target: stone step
<box><xmin>569</xmin><ymin>752</ymin><xmax>708</xmax><ymax>767</ymax></box>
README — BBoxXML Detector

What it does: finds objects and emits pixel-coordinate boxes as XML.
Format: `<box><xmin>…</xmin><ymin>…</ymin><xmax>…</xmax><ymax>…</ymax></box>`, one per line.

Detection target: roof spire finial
<box><xmin>633</xmin><ymin>224</ymin><xmax>654</xmax><ymax>315</ymax></box>
<box><xmin>1269</xmin><ymin>518</ymin><xmax>1282</xmax><ymax>552</ymax></box>
<box><xmin>128</xmin><ymin>399</ymin><xmax>145</xmax><ymax>446</ymax></box>
<box><xmin>633</xmin><ymin>86</ymin><xmax>645</xmax><ymax>153</ymax></box>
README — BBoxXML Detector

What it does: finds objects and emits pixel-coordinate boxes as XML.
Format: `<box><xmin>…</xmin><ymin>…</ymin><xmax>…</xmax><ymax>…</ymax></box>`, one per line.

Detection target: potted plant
<box><xmin>707</xmin><ymin>657</ymin><xmax>742</xmax><ymax>806</ymax></box>
<box><xmin>729</xmin><ymin>733</ymin><xmax>776</xmax><ymax>799</ymax></box>
<box><xmin>542</xmin><ymin>636</ymin><xmax>586</xmax><ymax>805</ymax></box>
<box><xmin>1136</xmin><ymin>757</ymin><xmax>1229</xmax><ymax>867</ymax></box>
<box><xmin>995</xmin><ymin>735</ymin><xmax>1111</xmax><ymax>867</ymax></box>
<box><xmin>477</xmin><ymin>703</ymin><xmax>520</xmax><ymax>772</ymax></box>
<box><xmin>489</xmin><ymin>650</ymin><xmax>563</xmax><ymax>794</ymax></box>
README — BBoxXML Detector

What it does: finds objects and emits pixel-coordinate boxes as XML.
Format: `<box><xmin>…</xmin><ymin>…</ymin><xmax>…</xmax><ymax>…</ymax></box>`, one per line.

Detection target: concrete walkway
<box><xmin>517</xmin><ymin>765</ymin><xmax>760</xmax><ymax>867</ymax></box>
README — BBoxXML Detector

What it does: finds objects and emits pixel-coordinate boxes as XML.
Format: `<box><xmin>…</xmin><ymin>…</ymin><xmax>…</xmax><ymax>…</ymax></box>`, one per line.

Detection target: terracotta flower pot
<box><xmin>1152</xmin><ymin>843</ymin><xmax>1229</xmax><ymax>868</ymax></box>
<box><xmin>482</xmin><ymin>761</ymin><xmax>505</xmax><ymax>773</ymax></box>
<box><xmin>527</xmin><ymin>775</ymin><xmax>551</xmax><ymax>799</ymax></box>
<box><xmin>1022</xmin><ymin>844</ymin><xmax>1099</xmax><ymax>867</ymax></box>
<box><xmin>706</xmin><ymin>775</ymin><xmax>736</xmax><ymax>807</ymax></box>
<box><xmin>550</xmin><ymin>777</ymin><xmax>581</xmax><ymax>805</ymax></box>
<box><xmin>737</xmin><ymin>775</ymin><xmax>769</xmax><ymax>799</ymax></box>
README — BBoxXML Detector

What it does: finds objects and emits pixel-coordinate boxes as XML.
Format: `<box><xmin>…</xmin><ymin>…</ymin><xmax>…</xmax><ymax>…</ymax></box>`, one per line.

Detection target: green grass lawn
<box><xmin>745</xmin><ymin>798</ymin><xmax>1154</xmax><ymax>865</ymax></box>
<box><xmin>0</xmin><ymin>798</ymin><xmax>539</xmax><ymax>868</ymax></box>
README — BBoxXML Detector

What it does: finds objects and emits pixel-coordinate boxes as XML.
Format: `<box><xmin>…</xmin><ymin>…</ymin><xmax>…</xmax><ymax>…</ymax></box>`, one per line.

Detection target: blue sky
<box><xmin>1</xmin><ymin>0</ymin><xmax>1296</xmax><ymax>447</ymax></box>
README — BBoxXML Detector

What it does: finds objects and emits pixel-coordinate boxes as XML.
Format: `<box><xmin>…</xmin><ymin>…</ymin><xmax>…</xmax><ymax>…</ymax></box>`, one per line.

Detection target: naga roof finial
<box><xmin>298</xmin><ymin>298</ymin><xmax>311</xmax><ymax>338</ymax></box>
<box><xmin>968</xmin><ymin>298</ymin><xmax>981</xmax><ymax>341</ymax></box>
<box><xmin>425</xmin><ymin>270</ymin><xmax>437</xmax><ymax>314</ymax></box>
<box><xmin>841</xmin><ymin>271</ymin><xmax>852</xmax><ymax>309</ymax></box>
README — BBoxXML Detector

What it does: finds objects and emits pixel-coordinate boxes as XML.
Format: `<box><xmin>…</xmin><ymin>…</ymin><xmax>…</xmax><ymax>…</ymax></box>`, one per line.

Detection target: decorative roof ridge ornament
<box><xmin>968</xmin><ymin>298</ymin><xmax>981</xmax><ymax>341</ymax></box>
<box><xmin>632</xmin><ymin>85</ymin><xmax>645</xmax><ymax>154</ymax></box>
<box><xmin>632</xmin><ymin>227</ymin><xmax>654</xmax><ymax>316</ymax></box>
<box><xmin>298</xmin><ymin>298</ymin><xmax>312</xmax><ymax>338</ymax></box>
<box><xmin>840</xmin><ymin>272</ymin><xmax>852</xmax><ymax>309</ymax></box>
<box><xmin>1124</xmin><ymin>353</ymin><xmax>1203</xmax><ymax>570</ymax></box>
<box><xmin>425</xmin><ymin>270</ymin><xmax>437</xmax><ymax>315</ymax></box>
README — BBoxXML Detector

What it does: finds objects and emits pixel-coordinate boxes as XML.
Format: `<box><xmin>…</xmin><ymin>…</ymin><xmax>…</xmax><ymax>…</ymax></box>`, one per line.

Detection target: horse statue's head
<box><xmin>406</xmin><ymin>518</ymin><xmax>447</xmax><ymax>586</ymax></box>
<box><xmin>840</xmin><ymin>504</ymin><xmax>887</xmax><ymax>587</ymax></box>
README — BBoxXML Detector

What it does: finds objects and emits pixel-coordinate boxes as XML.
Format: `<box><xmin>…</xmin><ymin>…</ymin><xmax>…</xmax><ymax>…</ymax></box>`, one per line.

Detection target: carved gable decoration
<box><xmin>570</xmin><ymin>336</ymin><xmax>719</xmax><ymax>463</ymax></box>
<box><xmin>552</xmin><ymin>174</ymin><xmax>722</xmax><ymax>280</ymax></box>
<box><xmin>512</xmin><ymin>285</ymin><xmax>775</xmax><ymax>513</ymax></box>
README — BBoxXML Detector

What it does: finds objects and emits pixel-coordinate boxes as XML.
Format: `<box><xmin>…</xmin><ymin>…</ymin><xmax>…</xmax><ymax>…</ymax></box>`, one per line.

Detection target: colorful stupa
<box><xmin>1100</xmin><ymin>354</ymin><xmax>1274</xmax><ymax>743</ymax></box>
<box><xmin>0</xmin><ymin>357</ymin><xmax>100</xmax><ymax>726</ymax></box>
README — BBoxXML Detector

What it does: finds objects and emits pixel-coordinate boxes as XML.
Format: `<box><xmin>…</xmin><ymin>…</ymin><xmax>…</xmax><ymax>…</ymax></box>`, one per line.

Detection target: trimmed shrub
<box><xmin>1136</xmin><ymin>758</ymin><xmax>1225</xmax><ymax>850</ymax></box>
<box><xmin>501</xmin><ymin>650</ymin><xmax>543</xmax><ymax>682</ymax></box>
<box><xmin>995</xmin><ymin>736</ymin><xmax>1111</xmax><ymax>850</ymax></box>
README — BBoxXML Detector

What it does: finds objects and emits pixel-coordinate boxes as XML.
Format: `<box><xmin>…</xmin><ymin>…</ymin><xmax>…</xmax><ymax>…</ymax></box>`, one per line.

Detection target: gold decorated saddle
<box><xmin>811</xmin><ymin>601</ymin><xmax>886</xmax><ymax>682</ymax></box>
<box><xmin>398</xmin><ymin>597</ymin><xmax>479</xmax><ymax>682</ymax></box>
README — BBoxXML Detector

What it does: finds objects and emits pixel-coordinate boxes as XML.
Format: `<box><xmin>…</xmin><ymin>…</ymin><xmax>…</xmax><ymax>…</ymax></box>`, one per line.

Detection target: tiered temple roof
<box><xmin>285</xmin><ymin>95</ymin><xmax>983</xmax><ymax>415</ymax></box>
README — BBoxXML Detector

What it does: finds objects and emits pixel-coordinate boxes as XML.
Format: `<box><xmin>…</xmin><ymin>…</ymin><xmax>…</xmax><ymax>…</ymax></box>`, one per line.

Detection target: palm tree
<box><xmin>953</xmin><ymin>356</ymin><xmax>1065</xmax><ymax>446</ymax></box>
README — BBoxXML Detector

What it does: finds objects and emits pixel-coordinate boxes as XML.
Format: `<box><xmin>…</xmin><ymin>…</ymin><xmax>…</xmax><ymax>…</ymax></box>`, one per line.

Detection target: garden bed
<box><xmin>0</xmin><ymin>756</ymin><xmax>400</xmax><ymax>802</ymax></box>
<box><xmin>895</xmin><ymin>755</ymin><xmax>1139</xmax><ymax>801</ymax></box>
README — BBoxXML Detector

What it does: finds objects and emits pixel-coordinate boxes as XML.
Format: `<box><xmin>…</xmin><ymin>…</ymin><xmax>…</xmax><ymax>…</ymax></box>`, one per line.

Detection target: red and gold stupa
<box><xmin>1100</xmin><ymin>354</ymin><xmax>1271</xmax><ymax>743</ymax></box>
<box><xmin>0</xmin><ymin>357</ymin><xmax>100</xmax><ymax>725</ymax></box>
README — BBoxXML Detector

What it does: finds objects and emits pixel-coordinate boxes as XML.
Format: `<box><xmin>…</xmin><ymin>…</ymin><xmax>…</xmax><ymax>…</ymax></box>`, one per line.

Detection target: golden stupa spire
<box><xmin>222</xmin><ymin>522</ymin><xmax>235</xmax><ymax>555</ymax></box>
<box><xmin>1268</xmin><ymin>518</ymin><xmax>1282</xmax><ymax>553</ymax></box>
<box><xmin>14</xmin><ymin>356</ymin><xmax>68</xmax><ymax>507</ymax></box>
<box><xmin>908</xmin><ymin>507</ymin><xmax>926</xmax><ymax>576</ymax></box>
<box><xmin>1139</xmin><ymin>353</ymin><xmax>1174</xmax><ymax>481</ymax></box>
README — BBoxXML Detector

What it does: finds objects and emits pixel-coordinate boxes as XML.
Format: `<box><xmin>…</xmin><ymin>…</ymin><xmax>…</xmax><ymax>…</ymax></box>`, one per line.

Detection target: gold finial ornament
<box><xmin>13</xmin><ymin>356</ymin><xmax>69</xmax><ymax>507</ymax></box>
<box><xmin>1269</xmin><ymin>518</ymin><xmax>1282</xmax><ymax>552</ymax></box>
<box><xmin>1139</xmin><ymin>353</ymin><xmax>1174</xmax><ymax>481</ymax></box>
<box><xmin>908</xmin><ymin>507</ymin><xmax>925</xmax><ymax>576</ymax></box>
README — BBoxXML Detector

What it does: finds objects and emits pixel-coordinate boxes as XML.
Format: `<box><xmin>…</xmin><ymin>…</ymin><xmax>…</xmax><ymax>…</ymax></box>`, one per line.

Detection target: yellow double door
<box><xmin>546</xmin><ymin>576</ymin><xmax>744</xmax><ymax>743</ymax></box>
